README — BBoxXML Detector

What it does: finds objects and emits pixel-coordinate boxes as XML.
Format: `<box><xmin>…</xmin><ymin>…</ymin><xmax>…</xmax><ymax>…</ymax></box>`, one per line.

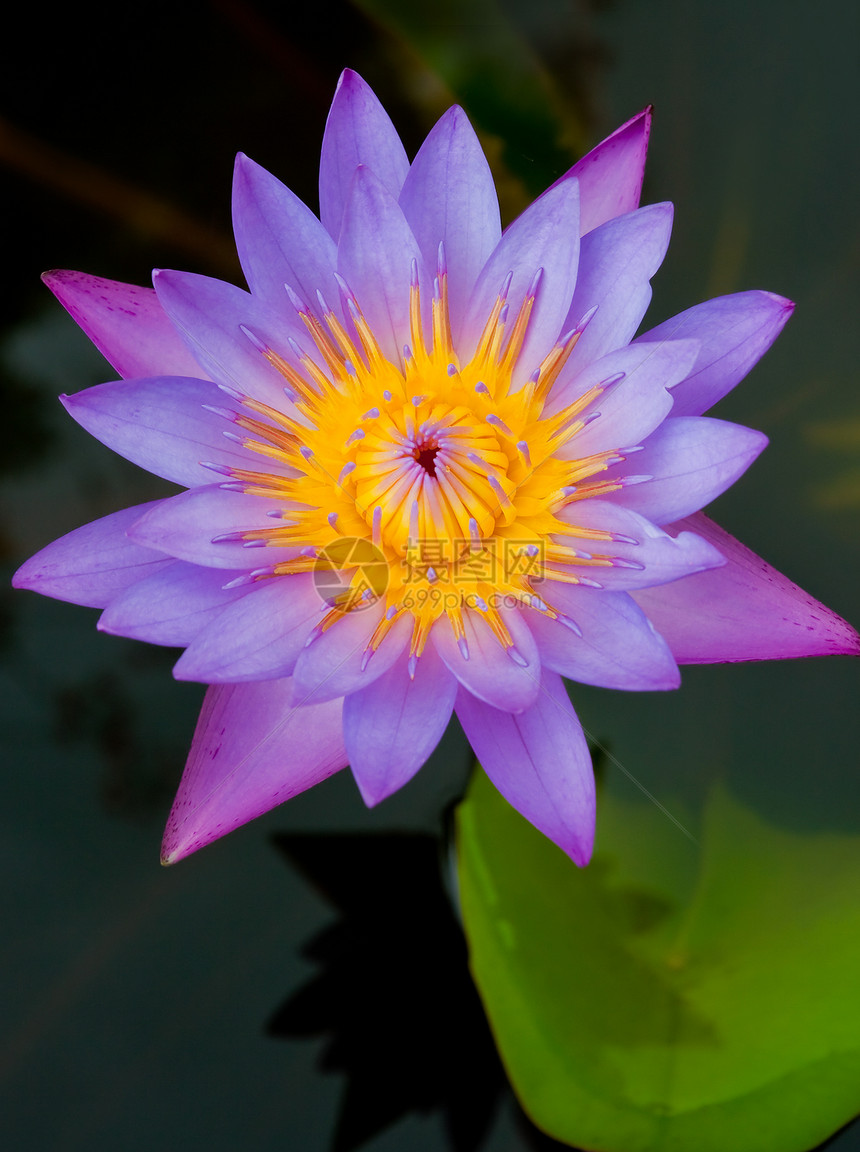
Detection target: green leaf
<box><xmin>456</xmin><ymin>769</ymin><xmax>860</xmax><ymax>1151</ymax></box>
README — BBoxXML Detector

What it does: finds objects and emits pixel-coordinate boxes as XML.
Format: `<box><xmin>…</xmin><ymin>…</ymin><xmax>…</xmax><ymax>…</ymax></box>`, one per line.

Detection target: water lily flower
<box><xmin>14</xmin><ymin>71</ymin><xmax>858</xmax><ymax>866</ymax></box>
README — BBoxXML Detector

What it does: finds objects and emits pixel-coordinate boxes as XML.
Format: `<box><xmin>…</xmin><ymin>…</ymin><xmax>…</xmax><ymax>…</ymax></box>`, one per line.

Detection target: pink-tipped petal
<box><xmin>561</xmin><ymin>202</ymin><xmax>674</xmax><ymax>373</ymax></box>
<box><xmin>42</xmin><ymin>270</ymin><xmax>203</xmax><ymax>380</ymax></box>
<box><xmin>431</xmin><ymin>607</ymin><xmax>541</xmax><ymax>713</ymax></box>
<box><xmin>344</xmin><ymin>645</ymin><xmax>457</xmax><ymax>806</ymax></box>
<box><xmin>456</xmin><ymin>671</ymin><xmax>596</xmax><ymax>866</ymax></box>
<box><xmin>461</xmin><ymin>178</ymin><xmax>581</xmax><ymax>382</ymax></box>
<box><xmin>524</xmin><ymin>585</ymin><xmax>680</xmax><ymax>691</ymax></box>
<box><xmin>319</xmin><ymin>69</ymin><xmax>410</xmax><ymax>240</ymax></box>
<box><xmin>604</xmin><ymin>416</ymin><xmax>768</xmax><ymax>524</ymax></box>
<box><xmin>98</xmin><ymin>561</ymin><xmax>252</xmax><ymax>646</ymax></box>
<box><xmin>127</xmin><ymin>486</ymin><xmax>306</xmax><ymax>569</ymax></box>
<box><xmin>12</xmin><ymin>502</ymin><xmax>170</xmax><ymax>608</ymax></box>
<box><xmin>60</xmin><ymin>376</ymin><xmax>289</xmax><ymax>489</ymax></box>
<box><xmin>232</xmin><ymin>153</ymin><xmax>339</xmax><ymax>312</ymax></box>
<box><xmin>557</xmin><ymin>500</ymin><xmax>726</xmax><ymax>590</ymax></box>
<box><xmin>161</xmin><ymin>682</ymin><xmax>347</xmax><ymax>863</ymax></box>
<box><xmin>632</xmin><ymin>514</ymin><xmax>860</xmax><ymax>662</ymax></box>
<box><xmin>337</xmin><ymin>166</ymin><xmax>427</xmax><ymax>364</ymax></box>
<box><xmin>553</xmin><ymin>106</ymin><xmax>652</xmax><ymax>235</ymax></box>
<box><xmin>636</xmin><ymin>290</ymin><xmax>795</xmax><ymax>417</ymax></box>
<box><xmin>291</xmin><ymin>604</ymin><xmax>412</xmax><ymax>706</ymax></box>
<box><xmin>173</xmin><ymin>574</ymin><xmax>322</xmax><ymax>682</ymax></box>
<box><xmin>398</xmin><ymin>105</ymin><xmax>501</xmax><ymax>342</ymax></box>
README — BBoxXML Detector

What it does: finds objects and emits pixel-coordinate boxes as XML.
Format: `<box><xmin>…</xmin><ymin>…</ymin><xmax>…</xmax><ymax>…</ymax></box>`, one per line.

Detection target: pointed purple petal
<box><xmin>127</xmin><ymin>486</ymin><xmax>305</xmax><ymax>569</ymax></box>
<box><xmin>398</xmin><ymin>105</ymin><xmax>501</xmax><ymax>343</ymax></box>
<box><xmin>291</xmin><ymin>605</ymin><xmax>412</xmax><ymax>706</ymax></box>
<box><xmin>523</xmin><ymin>585</ymin><xmax>680</xmax><ymax>691</ymax></box>
<box><xmin>319</xmin><ymin>69</ymin><xmax>410</xmax><ymax>240</ymax></box>
<box><xmin>42</xmin><ymin>270</ymin><xmax>203</xmax><ymax>380</ymax></box>
<box><xmin>337</xmin><ymin>166</ymin><xmax>426</xmax><ymax>364</ymax></box>
<box><xmin>161</xmin><ymin>682</ymin><xmax>347</xmax><ymax>863</ymax></box>
<box><xmin>456</xmin><ymin>672</ymin><xmax>595</xmax><ymax>865</ymax></box>
<box><xmin>173</xmin><ymin>574</ymin><xmax>322</xmax><ymax>682</ymax></box>
<box><xmin>552</xmin><ymin>107</ymin><xmax>652</xmax><ymax>235</ymax></box>
<box><xmin>561</xmin><ymin>203</ymin><xmax>673</xmax><ymax>373</ymax></box>
<box><xmin>636</xmin><ymin>291</ymin><xmax>794</xmax><ymax>417</ymax></box>
<box><xmin>461</xmin><ymin>178</ymin><xmax>581</xmax><ymax>383</ymax></box>
<box><xmin>344</xmin><ymin>646</ymin><xmax>457</xmax><ymax>806</ymax></box>
<box><xmin>152</xmin><ymin>268</ymin><xmax>306</xmax><ymax>408</ymax></box>
<box><xmin>632</xmin><ymin>513</ymin><xmax>860</xmax><ymax>662</ymax></box>
<box><xmin>431</xmin><ymin>607</ymin><xmax>540</xmax><ymax>713</ymax></box>
<box><xmin>604</xmin><ymin>416</ymin><xmax>768</xmax><ymax>524</ymax></box>
<box><xmin>98</xmin><ymin>561</ymin><xmax>252</xmax><ymax>646</ymax></box>
<box><xmin>232</xmin><ymin>153</ymin><xmax>339</xmax><ymax>312</ymax></box>
<box><xmin>12</xmin><ymin>502</ymin><xmax>170</xmax><ymax>608</ymax></box>
<box><xmin>553</xmin><ymin>338</ymin><xmax>699</xmax><ymax>459</ymax></box>
<box><xmin>557</xmin><ymin>500</ymin><xmax>725</xmax><ymax>590</ymax></box>
<box><xmin>60</xmin><ymin>376</ymin><xmax>291</xmax><ymax>489</ymax></box>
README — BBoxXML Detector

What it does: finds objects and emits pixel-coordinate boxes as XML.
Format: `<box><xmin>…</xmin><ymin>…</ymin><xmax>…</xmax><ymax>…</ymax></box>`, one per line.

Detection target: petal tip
<box><xmin>41</xmin><ymin>268</ymin><xmax>66</xmax><ymax>290</ymax></box>
<box><xmin>160</xmin><ymin>835</ymin><xmax>194</xmax><ymax>866</ymax></box>
<box><xmin>570</xmin><ymin>840</ymin><xmax>594</xmax><ymax>868</ymax></box>
<box><xmin>352</xmin><ymin>773</ymin><xmax>386</xmax><ymax>809</ymax></box>
<box><xmin>335</xmin><ymin>68</ymin><xmax>369</xmax><ymax>101</ymax></box>
<box><xmin>10</xmin><ymin>560</ymin><xmax>36</xmax><ymax>591</ymax></box>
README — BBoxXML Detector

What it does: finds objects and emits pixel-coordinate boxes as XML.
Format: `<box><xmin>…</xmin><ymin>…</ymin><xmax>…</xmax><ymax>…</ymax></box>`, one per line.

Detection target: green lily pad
<box><xmin>456</xmin><ymin>768</ymin><xmax>860</xmax><ymax>1151</ymax></box>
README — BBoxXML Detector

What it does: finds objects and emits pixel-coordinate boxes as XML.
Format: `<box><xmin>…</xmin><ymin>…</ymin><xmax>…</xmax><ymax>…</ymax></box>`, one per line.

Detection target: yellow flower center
<box><xmin>218</xmin><ymin>261</ymin><xmax>636</xmax><ymax>669</ymax></box>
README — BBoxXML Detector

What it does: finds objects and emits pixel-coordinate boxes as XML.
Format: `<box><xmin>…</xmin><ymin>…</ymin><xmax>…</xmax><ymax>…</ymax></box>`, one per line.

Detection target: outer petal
<box><xmin>432</xmin><ymin>607</ymin><xmax>541</xmax><ymax>713</ymax></box>
<box><xmin>603</xmin><ymin>416</ymin><xmax>768</xmax><ymax>524</ymax></box>
<box><xmin>60</xmin><ymin>376</ymin><xmax>291</xmax><ymax>489</ymax></box>
<box><xmin>127</xmin><ymin>486</ymin><xmax>305</xmax><ymax>569</ymax></box>
<box><xmin>556</xmin><ymin>500</ymin><xmax>726</xmax><ymax>590</ymax></box>
<box><xmin>460</xmin><ymin>178</ymin><xmax>581</xmax><ymax>383</ymax></box>
<box><xmin>319</xmin><ymin>69</ymin><xmax>410</xmax><ymax>240</ymax></box>
<box><xmin>99</xmin><ymin>561</ymin><xmax>252</xmax><ymax>646</ymax></box>
<box><xmin>522</xmin><ymin>585</ymin><xmax>680</xmax><ymax>691</ymax></box>
<box><xmin>343</xmin><ymin>645</ymin><xmax>457</xmax><ymax>806</ymax></box>
<box><xmin>173</xmin><ymin>574</ymin><xmax>322</xmax><ymax>682</ymax></box>
<box><xmin>42</xmin><ymin>271</ymin><xmax>203</xmax><ymax>380</ymax></box>
<box><xmin>291</xmin><ymin>605</ymin><xmax>412</xmax><ymax>706</ymax></box>
<box><xmin>553</xmin><ymin>338</ymin><xmax>699</xmax><ymax>459</ymax></box>
<box><xmin>456</xmin><ymin>671</ymin><xmax>595</xmax><ymax>866</ymax></box>
<box><xmin>12</xmin><ymin>502</ymin><xmax>170</xmax><ymax>608</ymax></box>
<box><xmin>337</xmin><ymin>167</ymin><xmax>426</xmax><ymax>364</ymax></box>
<box><xmin>161</xmin><ymin>682</ymin><xmax>347</xmax><ymax>863</ymax></box>
<box><xmin>152</xmin><ymin>269</ymin><xmax>306</xmax><ymax>408</ymax></box>
<box><xmin>632</xmin><ymin>513</ymin><xmax>860</xmax><ymax>662</ymax></box>
<box><xmin>561</xmin><ymin>203</ymin><xmax>673</xmax><ymax>374</ymax></box>
<box><xmin>636</xmin><ymin>291</ymin><xmax>795</xmax><ymax>417</ymax></box>
<box><xmin>232</xmin><ymin>153</ymin><xmax>339</xmax><ymax>312</ymax></box>
<box><xmin>552</xmin><ymin>107</ymin><xmax>651</xmax><ymax>235</ymax></box>
<box><xmin>398</xmin><ymin>105</ymin><xmax>501</xmax><ymax>343</ymax></box>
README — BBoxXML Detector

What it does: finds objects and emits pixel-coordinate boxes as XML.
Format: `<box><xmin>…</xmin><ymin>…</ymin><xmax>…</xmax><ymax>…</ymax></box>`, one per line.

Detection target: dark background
<box><xmin>2</xmin><ymin>1</ymin><xmax>859</xmax><ymax>1148</ymax></box>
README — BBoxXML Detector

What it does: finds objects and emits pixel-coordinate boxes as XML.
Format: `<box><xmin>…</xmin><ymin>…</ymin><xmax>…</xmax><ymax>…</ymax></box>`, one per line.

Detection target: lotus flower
<box><xmin>14</xmin><ymin>71</ymin><xmax>858</xmax><ymax>866</ymax></box>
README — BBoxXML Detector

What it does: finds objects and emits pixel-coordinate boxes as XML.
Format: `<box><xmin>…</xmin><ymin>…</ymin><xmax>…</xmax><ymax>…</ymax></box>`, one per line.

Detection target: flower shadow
<box><xmin>267</xmin><ymin>829</ymin><xmax>570</xmax><ymax>1151</ymax></box>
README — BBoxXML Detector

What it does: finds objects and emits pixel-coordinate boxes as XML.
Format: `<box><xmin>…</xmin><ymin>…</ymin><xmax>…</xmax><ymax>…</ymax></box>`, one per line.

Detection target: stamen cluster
<box><xmin>209</xmin><ymin>252</ymin><xmax>640</xmax><ymax>674</ymax></box>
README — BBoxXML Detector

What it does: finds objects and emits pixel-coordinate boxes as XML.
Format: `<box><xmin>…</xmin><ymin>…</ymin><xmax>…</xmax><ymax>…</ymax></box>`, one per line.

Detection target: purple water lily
<box><xmin>14</xmin><ymin>71</ymin><xmax>858</xmax><ymax>866</ymax></box>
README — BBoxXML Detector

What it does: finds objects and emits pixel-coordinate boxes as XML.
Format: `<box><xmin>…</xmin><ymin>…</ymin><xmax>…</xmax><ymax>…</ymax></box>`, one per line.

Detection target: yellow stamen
<box><xmin>221</xmin><ymin>267</ymin><xmax>634</xmax><ymax>656</ymax></box>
